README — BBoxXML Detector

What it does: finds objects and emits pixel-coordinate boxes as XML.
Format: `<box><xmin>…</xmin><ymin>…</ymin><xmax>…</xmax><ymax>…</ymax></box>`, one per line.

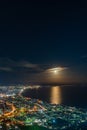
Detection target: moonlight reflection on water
<box><xmin>50</xmin><ymin>86</ymin><xmax>62</xmax><ymax>104</ymax></box>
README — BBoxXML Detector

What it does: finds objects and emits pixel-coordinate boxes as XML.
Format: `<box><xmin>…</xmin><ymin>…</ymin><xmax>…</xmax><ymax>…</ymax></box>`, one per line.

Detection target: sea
<box><xmin>21</xmin><ymin>85</ymin><xmax>87</xmax><ymax>130</ymax></box>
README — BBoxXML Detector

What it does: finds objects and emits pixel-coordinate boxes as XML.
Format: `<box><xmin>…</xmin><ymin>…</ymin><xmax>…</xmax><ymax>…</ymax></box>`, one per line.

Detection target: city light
<box><xmin>0</xmin><ymin>86</ymin><xmax>86</xmax><ymax>129</ymax></box>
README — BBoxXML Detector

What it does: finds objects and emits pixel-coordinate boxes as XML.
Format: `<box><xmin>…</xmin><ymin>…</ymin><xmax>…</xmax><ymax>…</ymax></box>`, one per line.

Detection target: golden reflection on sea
<box><xmin>50</xmin><ymin>86</ymin><xmax>62</xmax><ymax>104</ymax></box>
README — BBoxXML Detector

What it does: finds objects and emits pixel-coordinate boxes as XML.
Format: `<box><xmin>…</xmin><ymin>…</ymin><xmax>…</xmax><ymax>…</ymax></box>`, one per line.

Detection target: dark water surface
<box><xmin>22</xmin><ymin>85</ymin><xmax>87</xmax><ymax>108</ymax></box>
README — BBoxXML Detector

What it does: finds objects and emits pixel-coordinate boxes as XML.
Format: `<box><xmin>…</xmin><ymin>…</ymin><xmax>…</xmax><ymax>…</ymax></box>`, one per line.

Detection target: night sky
<box><xmin>0</xmin><ymin>1</ymin><xmax>87</xmax><ymax>84</ymax></box>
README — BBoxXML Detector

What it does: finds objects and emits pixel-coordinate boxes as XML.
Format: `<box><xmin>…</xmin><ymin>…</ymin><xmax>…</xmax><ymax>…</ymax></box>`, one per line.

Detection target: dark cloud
<box><xmin>0</xmin><ymin>58</ymin><xmax>39</xmax><ymax>72</ymax></box>
<box><xmin>0</xmin><ymin>58</ymin><xmax>68</xmax><ymax>74</ymax></box>
<box><xmin>0</xmin><ymin>67</ymin><xmax>12</xmax><ymax>72</ymax></box>
<box><xmin>0</xmin><ymin>58</ymin><xmax>84</xmax><ymax>85</ymax></box>
<box><xmin>16</xmin><ymin>61</ymin><xmax>37</xmax><ymax>68</ymax></box>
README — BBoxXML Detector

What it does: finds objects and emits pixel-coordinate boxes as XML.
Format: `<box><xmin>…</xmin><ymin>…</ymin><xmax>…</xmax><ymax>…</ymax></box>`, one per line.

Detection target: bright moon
<box><xmin>46</xmin><ymin>67</ymin><xmax>67</xmax><ymax>74</ymax></box>
<box><xmin>54</xmin><ymin>70</ymin><xmax>58</xmax><ymax>74</ymax></box>
<box><xmin>50</xmin><ymin>68</ymin><xmax>60</xmax><ymax>74</ymax></box>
